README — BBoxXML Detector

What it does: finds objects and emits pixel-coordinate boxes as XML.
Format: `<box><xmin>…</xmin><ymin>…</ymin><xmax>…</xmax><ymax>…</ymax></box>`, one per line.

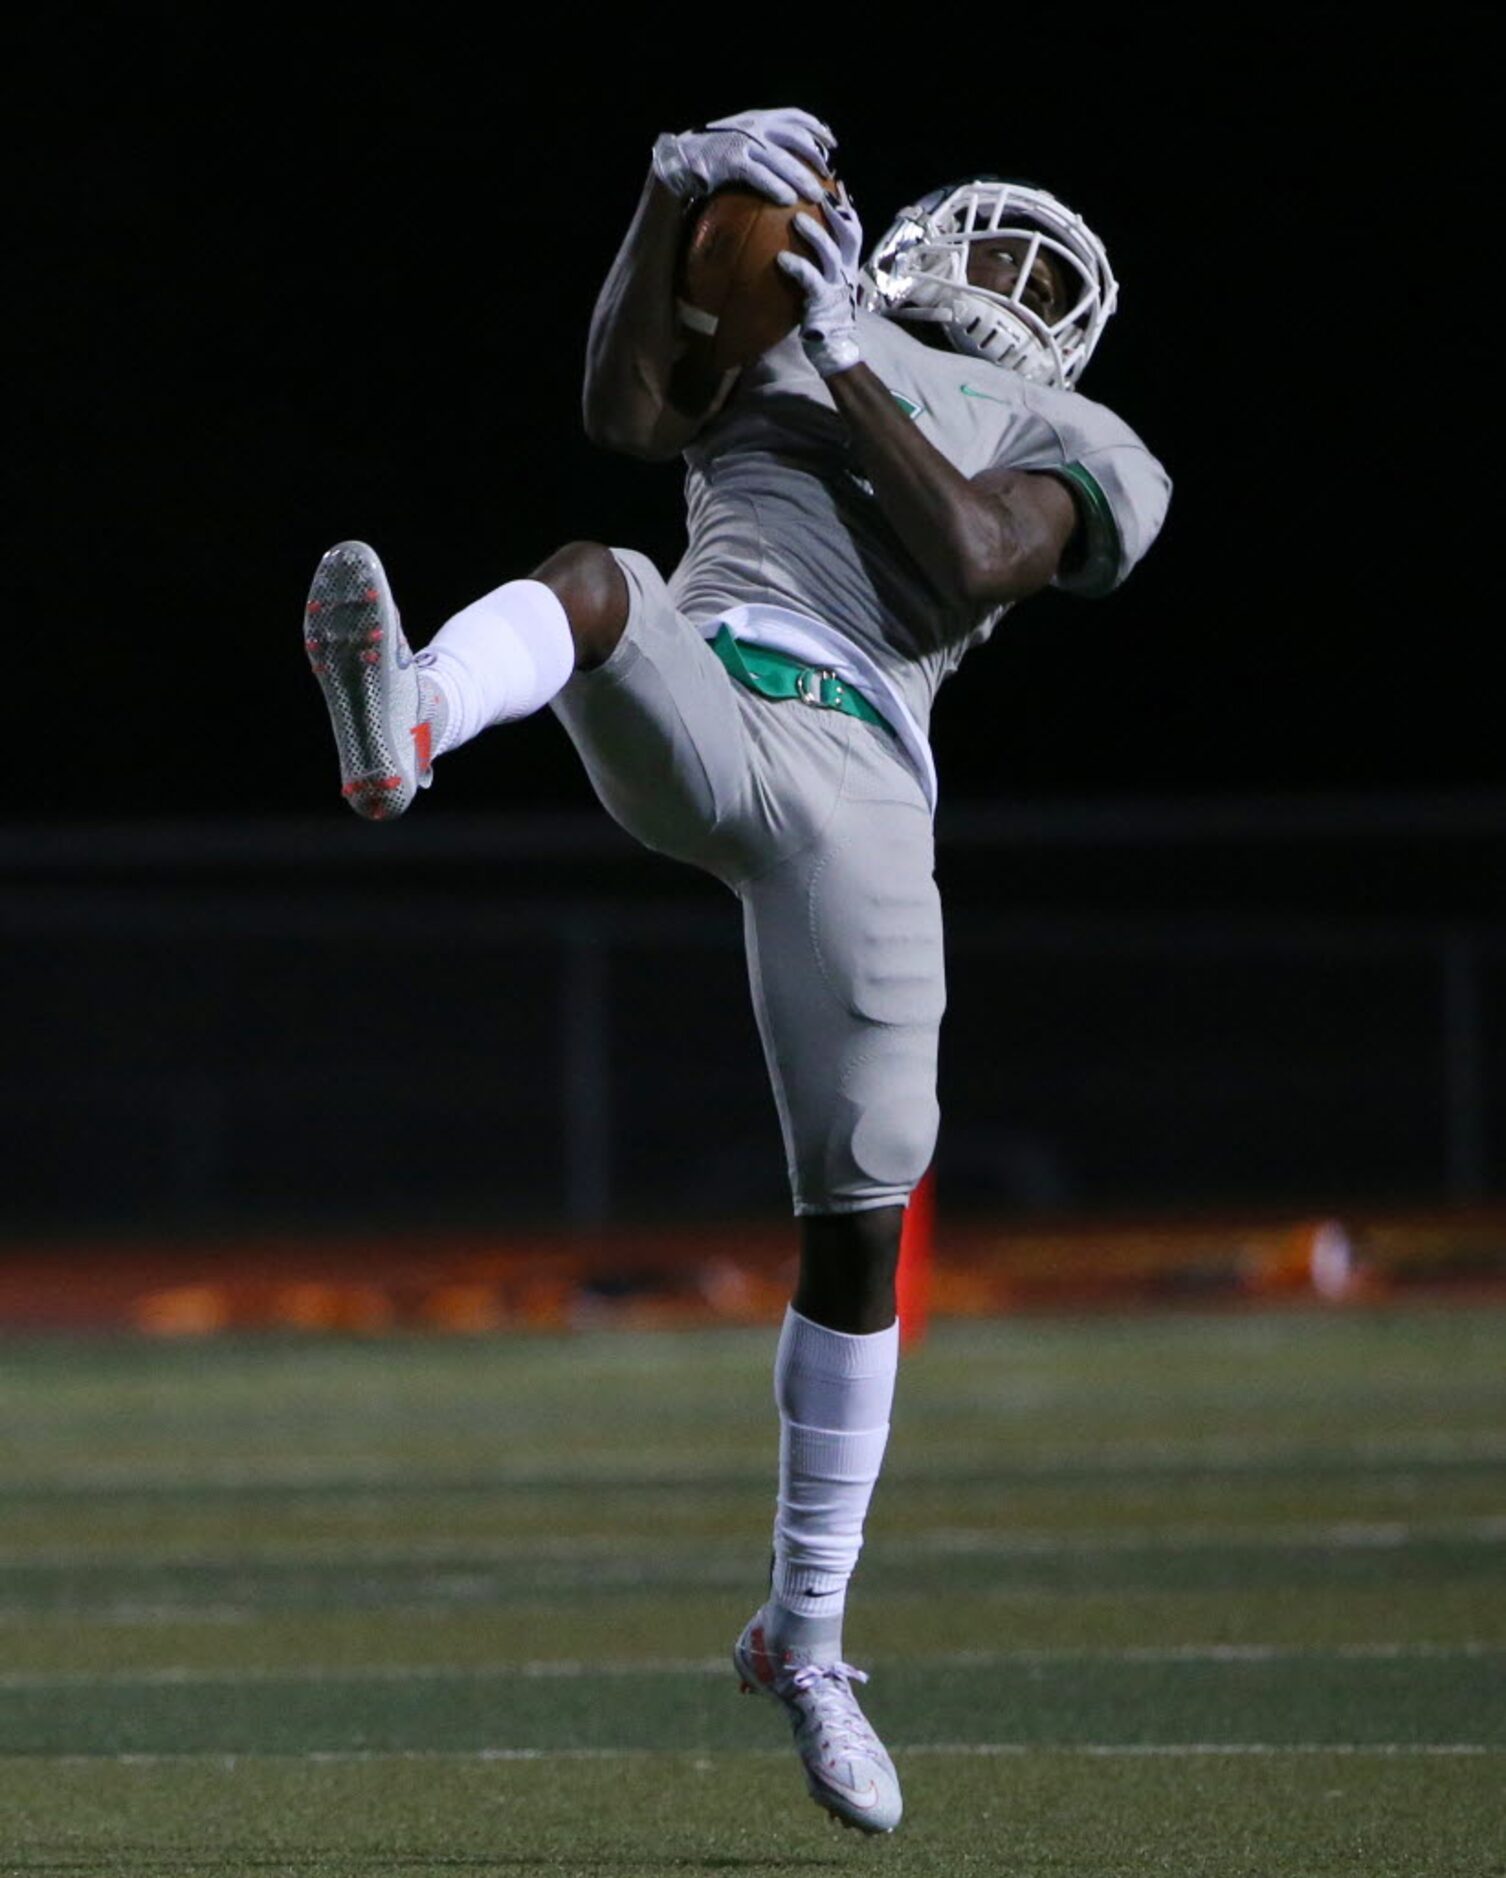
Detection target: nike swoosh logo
<box><xmin>810</xmin><ymin>1771</ymin><xmax>880</xmax><ymax>1810</ymax></box>
<box><xmin>959</xmin><ymin>382</ymin><xmax>1010</xmax><ymax>405</ymax></box>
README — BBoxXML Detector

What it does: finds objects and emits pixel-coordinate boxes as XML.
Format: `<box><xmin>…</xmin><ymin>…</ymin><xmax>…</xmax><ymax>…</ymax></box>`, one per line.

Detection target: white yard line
<box><xmin>1</xmin><ymin>1641</ymin><xmax>1499</xmax><ymax>1689</ymax></box>
<box><xmin>18</xmin><ymin>1743</ymin><xmax>1501</xmax><ymax>1769</ymax></box>
<box><xmin>0</xmin><ymin>1602</ymin><xmax>255</xmax><ymax>1626</ymax></box>
<box><xmin>920</xmin><ymin>1641</ymin><xmax>1505</xmax><ymax>1664</ymax></box>
<box><xmin>2</xmin><ymin>1514</ymin><xmax>1503</xmax><ymax>1570</ymax></box>
<box><xmin>915</xmin><ymin>1516</ymin><xmax>1506</xmax><ymax>1554</ymax></box>
<box><xmin>2</xmin><ymin>1429</ymin><xmax>1504</xmax><ymax>1493</ymax></box>
<box><xmin>920</xmin><ymin>1743</ymin><xmax>1499</xmax><ymax>1759</ymax></box>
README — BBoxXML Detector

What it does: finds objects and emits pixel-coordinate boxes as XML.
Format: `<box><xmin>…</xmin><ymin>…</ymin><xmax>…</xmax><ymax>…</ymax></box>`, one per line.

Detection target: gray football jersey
<box><xmin>669</xmin><ymin>308</ymin><xmax>1171</xmax><ymax>739</ymax></box>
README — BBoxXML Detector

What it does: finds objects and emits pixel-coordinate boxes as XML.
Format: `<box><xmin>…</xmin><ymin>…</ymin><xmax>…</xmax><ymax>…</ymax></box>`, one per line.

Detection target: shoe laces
<box><xmin>785</xmin><ymin>1662</ymin><xmax>883</xmax><ymax>1759</ymax></box>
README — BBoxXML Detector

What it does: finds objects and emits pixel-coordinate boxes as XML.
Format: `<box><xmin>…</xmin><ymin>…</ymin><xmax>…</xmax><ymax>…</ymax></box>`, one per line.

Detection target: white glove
<box><xmin>652</xmin><ymin>106</ymin><xmax>835</xmax><ymax>206</ymax></box>
<box><xmin>777</xmin><ymin>184</ymin><xmax>864</xmax><ymax>377</ymax></box>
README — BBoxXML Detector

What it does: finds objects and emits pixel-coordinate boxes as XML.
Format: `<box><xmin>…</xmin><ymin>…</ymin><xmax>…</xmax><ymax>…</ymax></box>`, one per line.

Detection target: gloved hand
<box><xmin>652</xmin><ymin>106</ymin><xmax>835</xmax><ymax>206</ymax></box>
<box><xmin>777</xmin><ymin>183</ymin><xmax>864</xmax><ymax>377</ymax></box>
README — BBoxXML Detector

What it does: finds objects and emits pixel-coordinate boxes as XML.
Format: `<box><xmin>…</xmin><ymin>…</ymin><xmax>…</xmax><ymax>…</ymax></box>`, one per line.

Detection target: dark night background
<box><xmin>7</xmin><ymin>7</ymin><xmax>1496</xmax><ymax>825</ymax></box>
<box><xmin>3</xmin><ymin>8</ymin><xmax>1502</xmax><ymax>1247</ymax></box>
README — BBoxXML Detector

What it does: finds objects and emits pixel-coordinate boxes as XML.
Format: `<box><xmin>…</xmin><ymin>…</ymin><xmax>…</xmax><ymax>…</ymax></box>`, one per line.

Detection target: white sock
<box><xmin>414</xmin><ymin>579</ymin><xmax>575</xmax><ymax>756</ymax></box>
<box><xmin>768</xmin><ymin>1307</ymin><xmax>899</xmax><ymax>1654</ymax></box>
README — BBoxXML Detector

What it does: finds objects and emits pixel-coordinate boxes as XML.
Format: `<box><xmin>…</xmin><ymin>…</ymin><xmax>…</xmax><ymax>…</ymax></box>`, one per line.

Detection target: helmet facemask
<box><xmin>861</xmin><ymin>179</ymin><xmax>1118</xmax><ymax>390</ymax></box>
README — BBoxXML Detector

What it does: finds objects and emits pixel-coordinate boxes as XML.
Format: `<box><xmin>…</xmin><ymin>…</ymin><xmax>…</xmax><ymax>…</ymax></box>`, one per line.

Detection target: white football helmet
<box><xmin>860</xmin><ymin>177</ymin><xmax>1118</xmax><ymax>390</ymax></box>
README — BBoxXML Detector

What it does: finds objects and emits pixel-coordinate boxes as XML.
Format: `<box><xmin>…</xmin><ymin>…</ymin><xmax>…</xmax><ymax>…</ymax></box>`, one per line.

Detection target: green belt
<box><xmin>708</xmin><ymin>626</ymin><xmax>893</xmax><ymax>735</ymax></box>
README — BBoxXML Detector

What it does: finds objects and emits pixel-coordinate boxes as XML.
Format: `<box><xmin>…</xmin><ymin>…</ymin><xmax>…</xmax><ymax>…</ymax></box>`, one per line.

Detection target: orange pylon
<box><xmin>897</xmin><ymin>1167</ymin><xmax>935</xmax><ymax>1347</ymax></box>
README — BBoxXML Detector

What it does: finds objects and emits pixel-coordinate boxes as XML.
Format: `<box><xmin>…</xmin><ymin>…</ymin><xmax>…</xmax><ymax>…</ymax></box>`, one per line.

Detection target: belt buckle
<box><xmin>795</xmin><ymin>666</ymin><xmax>844</xmax><ymax>710</ymax></box>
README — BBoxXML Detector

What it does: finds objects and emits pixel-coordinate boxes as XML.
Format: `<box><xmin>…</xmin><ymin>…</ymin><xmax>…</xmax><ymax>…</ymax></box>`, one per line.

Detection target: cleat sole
<box><xmin>304</xmin><ymin>542</ymin><xmax>422</xmax><ymax>822</ymax></box>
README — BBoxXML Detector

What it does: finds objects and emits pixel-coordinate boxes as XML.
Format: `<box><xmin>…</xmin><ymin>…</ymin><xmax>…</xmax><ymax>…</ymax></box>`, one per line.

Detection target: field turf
<box><xmin>1</xmin><ymin>1304</ymin><xmax>1503</xmax><ymax>1876</ymax></box>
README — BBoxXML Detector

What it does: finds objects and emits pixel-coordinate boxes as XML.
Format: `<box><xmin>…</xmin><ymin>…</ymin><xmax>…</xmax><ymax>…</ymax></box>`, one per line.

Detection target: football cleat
<box><xmin>304</xmin><ymin>540</ymin><xmax>433</xmax><ymax>821</ymax></box>
<box><xmin>733</xmin><ymin>1608</ymin><xmax>903</xmax><ymax>1834</ymax></box>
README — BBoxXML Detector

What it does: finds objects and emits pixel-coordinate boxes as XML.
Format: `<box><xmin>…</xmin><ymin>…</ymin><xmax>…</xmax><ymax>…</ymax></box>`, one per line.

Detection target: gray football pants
<box><xmin>550</xmin><ymin>548</ymin><xmax>943</xmax><ymax>1216</ymax></box>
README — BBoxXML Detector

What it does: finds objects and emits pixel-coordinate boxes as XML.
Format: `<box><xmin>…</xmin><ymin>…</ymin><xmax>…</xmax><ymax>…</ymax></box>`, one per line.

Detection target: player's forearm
<box><xmin>827</xmin><ymin>363</ymin><xmax>1046</xmax><ymax>604</ymax></box>
<box><xmin>581</xmin><ymin>171</ymin><xmax>704</xmax><ymax>460</ymax></box>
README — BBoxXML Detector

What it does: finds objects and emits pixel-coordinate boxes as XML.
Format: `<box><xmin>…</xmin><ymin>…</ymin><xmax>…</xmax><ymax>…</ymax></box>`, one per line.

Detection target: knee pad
<box><xmin>846</xmin><ymin>1079</ymin><xmax>940</xmax><ymax>1197</ymax></box>
<box><xmin>790</xmin><ymin>1041</ymin><xmax>939</xmax><ymax>1214</ymax></box>
<box><xmin>744</xmin><ymin>800</ymin><xmax>944</xmax><ymax>1217</ymax></box>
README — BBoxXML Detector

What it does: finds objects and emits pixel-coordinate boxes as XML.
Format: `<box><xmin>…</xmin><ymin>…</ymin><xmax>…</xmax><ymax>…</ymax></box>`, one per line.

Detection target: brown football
<box><xmin>676</xmin><ymin>176</ymin><xmax>839</xmax><ymax>372</ymax></box>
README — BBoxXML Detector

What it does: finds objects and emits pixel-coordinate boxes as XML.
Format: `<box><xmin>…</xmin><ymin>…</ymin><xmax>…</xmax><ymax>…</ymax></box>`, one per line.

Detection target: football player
<box><xmin>303</xmin><ymin>105</ymin><xmax>1170</xmax><ymax>1835</ymax></box>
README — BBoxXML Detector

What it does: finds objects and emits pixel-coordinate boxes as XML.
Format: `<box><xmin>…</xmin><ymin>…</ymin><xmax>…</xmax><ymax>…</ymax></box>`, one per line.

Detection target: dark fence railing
<box><xmin>3</xmin><ymin>796</ymin><xmax>1502</xmax><ymax>1236</ymax></box>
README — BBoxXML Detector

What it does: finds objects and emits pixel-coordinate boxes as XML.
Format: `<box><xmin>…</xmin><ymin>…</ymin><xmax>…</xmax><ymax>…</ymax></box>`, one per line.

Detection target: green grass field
<box><xmin>1</xmin><ymin>1304</ymin><xmax>1504</xmax><ymax>1877</ymax></box>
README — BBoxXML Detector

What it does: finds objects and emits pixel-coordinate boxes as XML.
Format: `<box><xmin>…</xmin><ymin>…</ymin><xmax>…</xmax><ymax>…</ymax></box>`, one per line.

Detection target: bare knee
<box><xmin>794</xmin><ymin>1207</ymin><xmax>905</xmax><ymax>1335</ymax></box>
<box><xmin>530</xmin><ymin>542</ymin><xmax>628</xmax><ymax>671</ymax></box>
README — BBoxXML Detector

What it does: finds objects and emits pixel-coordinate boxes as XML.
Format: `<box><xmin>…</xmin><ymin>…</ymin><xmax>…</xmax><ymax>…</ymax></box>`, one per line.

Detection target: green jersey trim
<box><xmin>1043</xmin><ymin>461</ymin><xmax>1122</xmax><ymax>599</ymax></box>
